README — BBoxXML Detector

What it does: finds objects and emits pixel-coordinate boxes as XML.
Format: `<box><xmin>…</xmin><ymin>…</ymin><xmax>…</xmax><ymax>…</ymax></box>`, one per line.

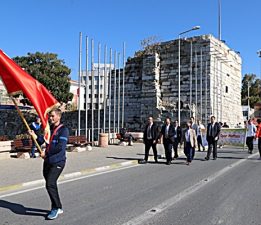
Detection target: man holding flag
<box><xmin>38</xmin><ymin>108</ymin><xmax>68</xmax><ymax>220</ymax></box>
<box><xmin>0</xmin><ymin>50</ymin><xmax>68</xmax><ymax>220</ymax></box>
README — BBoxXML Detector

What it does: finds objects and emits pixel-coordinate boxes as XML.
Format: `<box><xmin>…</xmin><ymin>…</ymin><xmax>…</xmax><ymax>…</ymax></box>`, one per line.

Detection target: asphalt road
<box><xmin>0</xmin><ymin>147</ymin><xmax>260</xmax><ymax>225</ymax></box>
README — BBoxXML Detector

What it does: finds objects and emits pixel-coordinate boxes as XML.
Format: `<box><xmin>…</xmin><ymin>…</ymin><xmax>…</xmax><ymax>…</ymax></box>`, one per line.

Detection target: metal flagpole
<box><xmin>205</xmin><ymin>61</ymin><xmax>208</xmax><ymax>126</ymax></box>
<box><xmin>216</xmin><ymin>59</ymin><xmax>219</xmax><ymax>120</ymax></box>
<box><xmin>91</xmin><ymin>39</ymin><xmax>94</xmax><ymax>145</ymax></box>
<box><xmin>103</xmin><ymin>45</ymin><xmax>107</xmax><ymax>133</ymax></box>
<box><xmin>216</xmin><ymin>60</ymin><xmax>219</xmax><ymax>121</ymax></box>
<box><xmin>195</xmin><ymin>49</ymin><xmax>198</xmax><ymax>120</ymax></box>
<box><xmin>97</xmin><ymin>43</ymin><xmax>101</xmax><ymax>140</ymax></box>
<box><xmin>122</xmin><ymin>42</ymin><xmax>126</xmax><ymax>128</ymax></box>
<box><xmin>213</xmin><ymin>57</ymin><xmax>216</xmax><ymax>117</ymax></box>
<box><xmin>85</xmin><ymin>36</ymin><xmax>89</xmax><ymax>139</ymax></box>
<box><xmin>189</xmin><ymin>40</ymin><xmax>193</xmax><ymax>117</ymax></box>
<box><xmin>117</xmin><ymin>52</ymin><xmax>121</xmax><ymax>132</ymax></box>
<box><xmin>218</xmin><ymin>0</ymin><xmax>222</xmax><ymax>40</ymax></box>
<box><xmin>108</xmin><ymin>48</ymin><xmax>112</xmax><ymax>143</ymax></box>
<box><xmin>78</xmin><ymin>32</ymin><xmax>82</xmax><ymax>136</ymax></box>
<box><xmin>220</xmin><ymin>62</ymin><xmax>223</xmax><ymax>122</ymax></box>
<box><xmin>200</xmin><ymin>48</ymin><xmax>203</xmax><ymax>121</ymax></box>
<box><xmin>113</xmin><ymin>51</ymin><xmax>116</xmax><ymax>133</ymax></box>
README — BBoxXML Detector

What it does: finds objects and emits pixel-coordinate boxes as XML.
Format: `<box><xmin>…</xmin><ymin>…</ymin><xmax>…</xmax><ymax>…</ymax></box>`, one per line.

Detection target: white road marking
<box><xmin>0</xmin><ymin>164</ymin><xmax>140</xmax><ymax>199</ymax></box>
<box><xmin>122</xmin><ymin>152</ymin><xmax>259</xmax><ymax>225</ymax></box>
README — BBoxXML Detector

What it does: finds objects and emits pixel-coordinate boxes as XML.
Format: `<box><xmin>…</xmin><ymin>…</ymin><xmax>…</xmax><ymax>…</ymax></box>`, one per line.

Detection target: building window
<box><xmin>243</xmin><ymin>111</ymin><xmax>248</xmax><ymax>117</ymax></box>
<box><xmin>225</xmin><ymin>86</ymin><xmax>228</xmax><ymax>93</ymax></box>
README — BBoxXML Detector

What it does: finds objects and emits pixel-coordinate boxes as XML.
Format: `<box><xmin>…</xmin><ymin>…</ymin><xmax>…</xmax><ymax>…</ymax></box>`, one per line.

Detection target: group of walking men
<box><xmin>142</xmin><ymin>115</ymin><xmax>221</xmax><ymax>165</ymax></box>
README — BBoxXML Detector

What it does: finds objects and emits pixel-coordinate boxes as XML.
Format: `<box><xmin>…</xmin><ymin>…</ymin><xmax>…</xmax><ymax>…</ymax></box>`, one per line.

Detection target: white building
<box><xmin>242</xmin><ymin>105</ymin><xmax>254</xmax><ymax>121</ymax></box>
<box><xmin>71</xmin><ymin>63</ymin><xmax>114</xmax><ymax>110</ymax></box>
<box><xmin>0</xmin><ymin>77</ymin><xmax>11</xmax><ymax>105</ymax></box>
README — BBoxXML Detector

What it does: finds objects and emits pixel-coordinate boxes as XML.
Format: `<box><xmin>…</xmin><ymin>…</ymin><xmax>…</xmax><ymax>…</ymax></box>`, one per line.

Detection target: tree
<box><xmin>241</xmin><ymin>74</ymin><xmax>261</xmax><ymax>108</ymax></box>
<box><xmin>13</xmin><ymin>52</ymin><xmax>73</xmax><ymax>103</ymax></box>
<box><xmin>135</xmin><ymin>36</ymin><xmax>161</xmax><ymax>57</ymax></box>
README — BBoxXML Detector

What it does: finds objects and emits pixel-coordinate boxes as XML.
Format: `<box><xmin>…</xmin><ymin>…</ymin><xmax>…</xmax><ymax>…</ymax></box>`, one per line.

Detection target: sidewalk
<box><xmin>0</xmin><ymin>143</ymin><xmax>167</xmax><ymax>191</ymax></box>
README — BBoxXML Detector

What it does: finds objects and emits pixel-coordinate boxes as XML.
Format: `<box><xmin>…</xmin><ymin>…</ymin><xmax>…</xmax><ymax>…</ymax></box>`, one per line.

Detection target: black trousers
<box><xmin>144</xmin><ymin>140</ymin><xmax>157</xmax><ymax>161</ymax></box>
<box><xmin>43</xmin><ymin>162</ymin><xmax>65</xmax><ymax>209</ymax></box>
<box><xmin>257</xmin><ymin>137</ymin><xmax>261</xmax><ymax>157</ymax></box>
<box><xmin>246</xmin><ymin>136</ymin><xmax>254</xmax><ymax>152</ymax></box>
<box><xmin>173</xmin><ymin>138</ymin><xmax>179</xmax><ymax>158</ymax></box>
<box><xmin>163</xmin><ymin>140</ymin><xmax>173</xmax><ymax>163</ymax></box>
<box><xmin>207</xmin><ymin>138</ymin><xmax>218</xmax><ymax>159</ymax></box>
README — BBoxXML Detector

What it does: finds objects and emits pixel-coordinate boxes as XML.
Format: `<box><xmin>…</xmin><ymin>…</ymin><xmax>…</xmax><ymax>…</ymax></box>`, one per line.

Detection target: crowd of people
<box><xmin>141</xmin><ymin>115</ymin><xmax>261</xmax><ymax>166</ymax></box>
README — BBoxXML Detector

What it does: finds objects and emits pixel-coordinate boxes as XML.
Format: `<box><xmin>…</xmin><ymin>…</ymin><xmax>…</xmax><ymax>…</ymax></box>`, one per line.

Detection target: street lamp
<box><xmin>178</xmin><ymin>26</ymin><xmax>200</xmax><ymax>125</ymax></box>
<box><xmin>247</xmin><ymin>81</ymin><xmax>250</xmax><ymax>119</ymax></box>
<box><xmin>257</xmin><ymin>50</ymin><xmax>261</xmax><ymax>99</ymax></box>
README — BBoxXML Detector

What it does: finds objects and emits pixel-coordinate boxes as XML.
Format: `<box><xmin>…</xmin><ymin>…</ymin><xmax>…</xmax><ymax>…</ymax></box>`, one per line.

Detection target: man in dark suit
<box><xmin>143</xmin><ymin>116</ymin><xmax>159</xmax><ymax>163</ymax></box>
<box><xmin>173</xmin><ymin>120</ymin><xmax>182</xmax><ymax>159</ymax></box>
<box><xmin>205</xmin><ymin>115</ymin><xmax>221</xmax><ymax>160</ymax></box>
<box><xmin>160</xmin><ymin>117</ymin><xmax>175</xmax><ymax>165</ymax></box>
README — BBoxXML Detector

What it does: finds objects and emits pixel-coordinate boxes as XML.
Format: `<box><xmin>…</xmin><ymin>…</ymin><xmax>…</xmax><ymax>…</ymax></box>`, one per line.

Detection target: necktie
<box><xmin>211</xmin><ymin>124</ymin><xmax>215</xmax><ymax>137</ymax></box>
<box><xmin>165</xmin><ymin>126</ymin><xmax>169</xmax><ymax>138</ymax></box>
<box><xmin>147</xmin><ymin>125</ymin><xmax>151</xmax><ymax>139</ymax></box>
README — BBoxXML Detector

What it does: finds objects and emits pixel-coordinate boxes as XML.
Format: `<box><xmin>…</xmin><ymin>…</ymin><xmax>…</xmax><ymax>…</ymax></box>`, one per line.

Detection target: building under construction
<box><xmin>110</xmin><ymin>34</ymin><xmax>243</xmax><ymax>129</ymax></box>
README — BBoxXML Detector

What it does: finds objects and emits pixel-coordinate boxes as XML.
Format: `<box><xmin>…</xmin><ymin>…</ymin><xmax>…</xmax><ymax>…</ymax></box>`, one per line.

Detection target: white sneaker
<box><xmin>47</xmin><ymin>208</ymin><xmax>63</xmax><ymax>220</ymax></box>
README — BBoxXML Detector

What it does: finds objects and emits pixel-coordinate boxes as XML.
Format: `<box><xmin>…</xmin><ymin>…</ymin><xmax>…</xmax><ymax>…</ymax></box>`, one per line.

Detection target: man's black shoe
<box><xmin>166</xmin><ymin>161</ymin><xmax>171</xmax><ymax>165</ymax></box>
<box><xmin>213</xmin><ymin>158</ymin><xmax>217</xmax><ymax>160</ymax></box>
<box><xmin>205</xmin><ymin>157</ymin><xmax>209</xmax><ymax>160</ymax></box>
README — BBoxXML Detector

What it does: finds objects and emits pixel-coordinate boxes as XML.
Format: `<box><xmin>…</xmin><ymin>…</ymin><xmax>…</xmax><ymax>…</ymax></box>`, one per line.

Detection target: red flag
<box><xmin>0</xmin><ymin>50</ymin><xmax>60</xmax><ymax>143</ymax></box>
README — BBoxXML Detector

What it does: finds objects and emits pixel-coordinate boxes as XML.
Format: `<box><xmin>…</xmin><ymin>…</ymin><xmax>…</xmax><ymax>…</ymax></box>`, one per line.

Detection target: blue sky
<box><xmin>1</xmin><ymin>0</ymin><xmax>260</xmax><ymax>80</ymax></box>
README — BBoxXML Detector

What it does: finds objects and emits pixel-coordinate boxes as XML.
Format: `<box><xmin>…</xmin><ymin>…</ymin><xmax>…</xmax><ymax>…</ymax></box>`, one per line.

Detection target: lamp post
<box><xmin>257</xmin><ymin>50</ymin><xmax>261</xmax><ymax>99</ymax></box>
<box><xmin>178</xmin><ymin>26</ymin><xmax>200</xmax><ymax>125</ymax></box>
<box><xmin>247</xmin><ymin>81</ymin><xmax>250</xmax><ymax>120</ymax></box>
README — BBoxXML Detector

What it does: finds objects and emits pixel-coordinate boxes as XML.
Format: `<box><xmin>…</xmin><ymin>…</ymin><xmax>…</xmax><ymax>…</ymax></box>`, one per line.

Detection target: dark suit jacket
<box><xmin>143</xmin><ymin>123</ymin><xmax>159</xmax><ymax>143</ymax></box>
<box><xmin>174</xmin><ymin>126</ymin><xmax>182</xmax><ymax>143</ymax></box>
<box><xmin>206</xmin><ymin>122</ymin><xmax>221</xmax><ymax>142</ymax></box>
<box><xmin>161</xmin><ymin>124</ymin><xmax>175</xmax><ymax>144</ymax></box>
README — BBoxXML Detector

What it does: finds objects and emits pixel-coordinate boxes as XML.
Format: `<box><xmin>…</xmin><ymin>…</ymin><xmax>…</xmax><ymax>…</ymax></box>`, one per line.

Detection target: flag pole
<box><xmin>10</xmin><ymin>96</ymin><xmax>43</xmax><ymax>154</ymax></box>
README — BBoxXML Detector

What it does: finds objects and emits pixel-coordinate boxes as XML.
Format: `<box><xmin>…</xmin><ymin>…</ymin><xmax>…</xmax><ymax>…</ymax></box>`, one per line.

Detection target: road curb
<box><xmin>0</xmin><ymin>159</ymin><xmax>141</xmax><ymax>193</ymax></box>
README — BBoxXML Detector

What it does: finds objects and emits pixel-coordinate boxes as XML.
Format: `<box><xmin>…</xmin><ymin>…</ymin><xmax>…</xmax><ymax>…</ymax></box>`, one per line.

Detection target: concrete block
<box><xmin>0</xmin><ymin>152</ymin><xmax>10</xmax><ymax>160</ymax></box>
<box><xmin>119</xmin><ymin>141</ymin><xmax>127</xmax><ymax>146</ymax></box>
<box><xmin>72</xmin><ymin>147</ymin><xmax>86</xmax><ymax>153</ymax></box>
<box><xmin>86</xmin><ymin>145</ymin><xmax>92</xmax><ymax>151</ymax></box>
<box><xmin>17</xmin><ymin>152</ymin><xmax>30</xmax><ymax>159</ymax></box>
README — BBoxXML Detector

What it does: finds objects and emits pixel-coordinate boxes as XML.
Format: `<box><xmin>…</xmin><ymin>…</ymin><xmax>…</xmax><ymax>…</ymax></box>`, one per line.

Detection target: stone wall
<box><xmin>109</xmin><ymin>34</ymin><xmax>243</xmax><ymax>130</ymax></box>
<box><xmin>0</xmin><ymin>110</ymin><xmax>99</xmax><ymax>140</ymax></box>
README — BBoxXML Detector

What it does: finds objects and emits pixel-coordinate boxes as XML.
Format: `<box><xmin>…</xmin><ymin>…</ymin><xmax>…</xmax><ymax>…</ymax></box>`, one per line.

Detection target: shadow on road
<box><xmin>0</xmin><ymin>200</ymin><xmax>49</xmax><ymax>218</ymax></box>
